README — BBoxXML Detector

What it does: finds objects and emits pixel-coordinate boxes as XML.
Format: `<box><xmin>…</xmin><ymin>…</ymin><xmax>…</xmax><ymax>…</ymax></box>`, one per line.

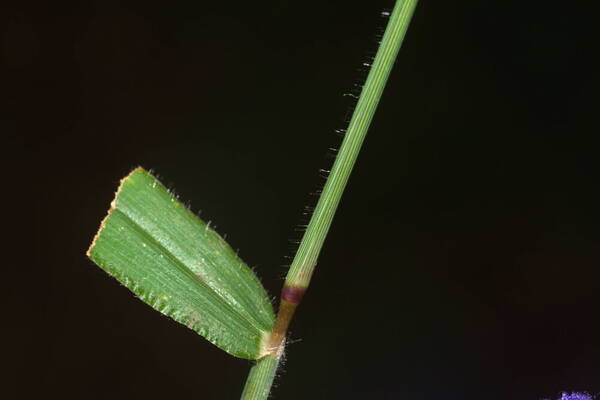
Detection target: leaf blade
<box><xmin>87</xmin><ymin>168</ymin><xmax>274</xmax><ymax>359</ymax></box>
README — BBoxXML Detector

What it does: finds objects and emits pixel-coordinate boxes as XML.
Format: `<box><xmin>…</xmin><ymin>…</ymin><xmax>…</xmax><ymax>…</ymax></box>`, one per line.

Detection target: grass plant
<box><xmin>87</xmin><ymin>1</ymin><xmax>419</xmax><ymax>398</ymax></box>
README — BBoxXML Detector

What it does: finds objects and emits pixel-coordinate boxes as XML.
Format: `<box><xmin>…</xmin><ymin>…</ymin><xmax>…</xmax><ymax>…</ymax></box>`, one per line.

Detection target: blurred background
<box><xmin>6</xmin><ymin>0</ymin><xmax>599</xmax><ymax>399</ymax></box>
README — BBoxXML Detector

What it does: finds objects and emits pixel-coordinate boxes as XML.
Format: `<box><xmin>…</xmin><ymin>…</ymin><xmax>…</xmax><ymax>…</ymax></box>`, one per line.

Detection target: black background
<box><xmin>6</xmin><ymin>0</ymin><xmax>600</xmax><ymax>399</ymax></box>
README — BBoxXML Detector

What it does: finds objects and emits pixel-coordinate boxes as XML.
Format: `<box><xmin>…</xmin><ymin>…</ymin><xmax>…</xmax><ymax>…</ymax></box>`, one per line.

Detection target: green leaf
<box><xmin>87</xmin><ymin>167</ymin><xmax>275</xmax><ymax>359</ymax></box>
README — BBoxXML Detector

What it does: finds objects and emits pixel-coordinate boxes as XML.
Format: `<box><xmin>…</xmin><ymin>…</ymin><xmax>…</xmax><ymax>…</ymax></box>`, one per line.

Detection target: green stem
<box><xmin>240</xmin><ymin>355</ymin><xmax>280</xmax><ymax>400</ymax></box>
<box><xmin>240</xmin><ymin>0</ymin><xmax>418</xmax><ymax>398</ymax></box>
<box><xmin>285</xmin><ymin>0</ymin><xmax>418</xmax><ymax>289</ymax></box>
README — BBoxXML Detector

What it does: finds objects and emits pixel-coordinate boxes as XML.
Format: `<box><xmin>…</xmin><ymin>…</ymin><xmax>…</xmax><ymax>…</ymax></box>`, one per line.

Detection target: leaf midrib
<box><xmin>113</xmin><ymin>207</ymin><xmax>269</xmax><ymax>336</ymax></box>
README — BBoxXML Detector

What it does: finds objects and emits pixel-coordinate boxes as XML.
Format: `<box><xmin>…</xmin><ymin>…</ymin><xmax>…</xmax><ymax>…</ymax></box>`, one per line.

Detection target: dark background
<box><xmin>6</xmin><ymin>0</ymin><xmax>599</xmax><ymax>399</ymax></box>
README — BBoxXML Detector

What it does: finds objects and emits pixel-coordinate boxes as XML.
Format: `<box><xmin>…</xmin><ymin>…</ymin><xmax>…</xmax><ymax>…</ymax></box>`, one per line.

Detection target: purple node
<box><xmin>281</xmin><ymin>286</ymin><xmax>306</xmax><ymax>304</ymax></box>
